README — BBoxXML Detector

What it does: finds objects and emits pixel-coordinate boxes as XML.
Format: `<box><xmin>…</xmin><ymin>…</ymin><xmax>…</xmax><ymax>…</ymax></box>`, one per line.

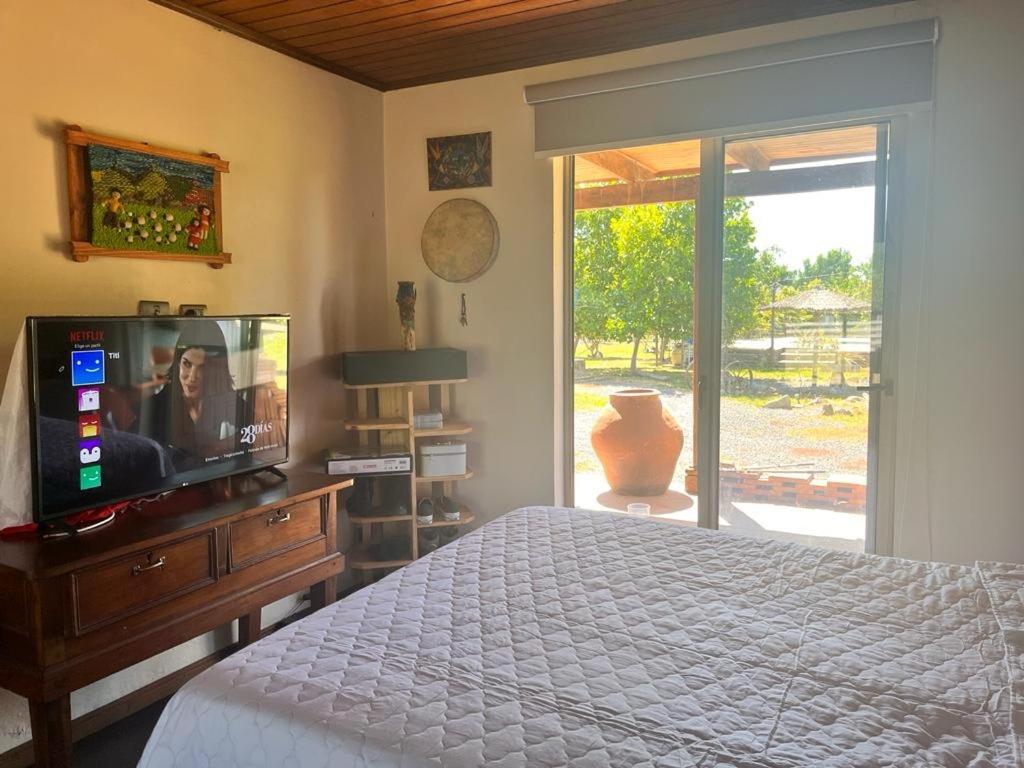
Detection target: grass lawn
<box><xmin>574</xmin><ymin>388</ymin><xmax>609</xmax><ymax>413</ymax></box>
<box><xmin>576</xmin><ymin>340</ymin><xmax>868</xmax><ymax>393</ymax></box>
<box><xmin>91</xmin><ymin>204</ymin><xmax>219</xmax><ymax>255</ymax></box>
<box><xmin>575</xmin><ymin>340</ymin><xmax>870</xmax><ymax>438</ymax></box>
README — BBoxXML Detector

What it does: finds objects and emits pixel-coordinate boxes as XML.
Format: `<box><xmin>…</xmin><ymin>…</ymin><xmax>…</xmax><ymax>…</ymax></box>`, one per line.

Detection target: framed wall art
<box><xmin>65</xmin><ymin>125</ymin><xmax>230</xmax><ymax>268</ymax></box>
<box><xmin>426</xmin><ymin>131</ymin><xmax>491</xmax><ymax>191</ymax></box>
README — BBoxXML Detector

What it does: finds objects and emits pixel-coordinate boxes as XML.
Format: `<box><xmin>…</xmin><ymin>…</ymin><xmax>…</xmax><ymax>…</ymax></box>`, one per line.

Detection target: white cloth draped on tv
<box><xmin>0</xmin><ymin>325</ymin><xmax>34</xmax><ymax>528</ymax></box>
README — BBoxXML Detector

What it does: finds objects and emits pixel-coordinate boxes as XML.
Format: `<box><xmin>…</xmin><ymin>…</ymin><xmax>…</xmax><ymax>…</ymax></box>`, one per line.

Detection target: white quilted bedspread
<box><xmin>139</xmin><ymin>507</ymin><xmax>1024</xmax><ymax>767</ymax></box>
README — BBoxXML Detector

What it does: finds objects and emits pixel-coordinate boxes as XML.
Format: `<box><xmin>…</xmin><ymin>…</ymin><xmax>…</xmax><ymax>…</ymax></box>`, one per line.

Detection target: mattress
<box><xmin>139</xmin><ymin>506</ymin><xmax>1024</xmax><ymax>767</ymax></box>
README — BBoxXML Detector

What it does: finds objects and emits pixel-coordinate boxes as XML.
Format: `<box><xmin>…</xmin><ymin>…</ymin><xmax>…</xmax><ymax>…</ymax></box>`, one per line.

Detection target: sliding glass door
<box><xmin>703</xmin><ymin>123</ymin><xmax>891</xmax><ymax>552</ymax></box>
<box><xmin>566</xmin><ymin>120</ymin><xmax>897</xmax><ymax>554</ymax></box>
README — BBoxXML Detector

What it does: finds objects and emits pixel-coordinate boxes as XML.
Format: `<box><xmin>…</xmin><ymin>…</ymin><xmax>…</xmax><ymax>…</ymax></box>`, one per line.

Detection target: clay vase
<box><xmin>590</xmin><ymin>388</ymin><xmax>684</xmax><ymax>496</ymax></box>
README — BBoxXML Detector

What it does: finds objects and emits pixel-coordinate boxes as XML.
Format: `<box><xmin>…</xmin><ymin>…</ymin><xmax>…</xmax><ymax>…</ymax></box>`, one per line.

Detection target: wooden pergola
<box><xmin>574</xmin><ymin>125</ymin><xmax>879</xmax><ymax>209</ymax></box>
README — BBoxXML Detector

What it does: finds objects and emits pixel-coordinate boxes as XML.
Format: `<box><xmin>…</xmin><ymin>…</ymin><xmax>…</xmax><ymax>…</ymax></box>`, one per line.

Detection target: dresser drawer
<box><xmin>71</xmin><ymin>530</ymin><xmax>217</xmax><ymax>635</ymax></box>
<box><xmin>228</xmin><ymin>498</ymin><xmax>325</xmax><ymax>570</ymax></box>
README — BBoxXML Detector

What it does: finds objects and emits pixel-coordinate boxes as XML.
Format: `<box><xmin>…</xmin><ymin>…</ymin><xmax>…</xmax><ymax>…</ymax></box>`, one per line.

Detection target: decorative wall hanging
<box><xmin>426</xmin><ymin>132</ymin><xmax>491</xmax><ymax>191</ymax></box>
<box><xmin>421</xmin><ymin>199</ymin><xmax>499</xmax><ymax>283</ymax></box>
<box><xmin>396</xmin><ymin>281</ymin><xmax>417</xmax><ymax>351</ymax></box>
<box><xmin>64</xmin><ymin>125</ymin><xmax>230</xmax><ymax>268</ymax></box>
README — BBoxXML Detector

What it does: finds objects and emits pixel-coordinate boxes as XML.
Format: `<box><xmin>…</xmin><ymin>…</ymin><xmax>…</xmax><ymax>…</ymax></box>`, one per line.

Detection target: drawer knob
<box><xmin>267</xmin><ymin>511</ymin><xmax>291</xmax><ymax>526</ymax></box>
<box><xmin>131</xmin><ymin>556</ymin><xmax>166</xmax><ymax>576</ymax></box>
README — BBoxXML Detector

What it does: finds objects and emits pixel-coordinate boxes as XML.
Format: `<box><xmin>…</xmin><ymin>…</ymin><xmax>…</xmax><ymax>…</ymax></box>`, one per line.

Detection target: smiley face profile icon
<box><xmin>71</xmin><ymin>350</ymin><xmax>105</xmax><ymax>387</ymax></box>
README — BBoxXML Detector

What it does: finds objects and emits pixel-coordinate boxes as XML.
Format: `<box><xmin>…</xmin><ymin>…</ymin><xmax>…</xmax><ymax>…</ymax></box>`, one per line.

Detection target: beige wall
<box><xmin>0</xmin><ymin>0</ymin><xmax>386</xmax><ymax>751</ymax></box>
<box><xmin>383</xmin><ymin>0</ymin><xmax>1024</xmax><ymax>565</ymax></box>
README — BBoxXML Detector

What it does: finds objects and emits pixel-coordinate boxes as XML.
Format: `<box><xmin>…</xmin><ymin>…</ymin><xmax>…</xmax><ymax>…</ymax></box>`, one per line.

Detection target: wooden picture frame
<box><xmin>426</xmin><ymin>132</ymin><xmax>491</xmax><ymax>191</ymax></box>
<box><xmin>65</xmin><ymin>125</ymin><xmax>231</xmax><ymax>269</ymax></box>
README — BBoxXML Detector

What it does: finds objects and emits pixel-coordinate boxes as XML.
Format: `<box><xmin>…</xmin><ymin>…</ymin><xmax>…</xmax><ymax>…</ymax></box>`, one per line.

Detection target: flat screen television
<box><xmin>27</xmin><ymin>315</ymin><xmax>289</xmax><ymax>522</ymax></box>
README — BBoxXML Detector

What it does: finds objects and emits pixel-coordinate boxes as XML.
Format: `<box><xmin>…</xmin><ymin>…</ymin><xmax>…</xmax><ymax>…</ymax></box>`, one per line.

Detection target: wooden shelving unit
<box><xmin>349</xmin><ymin>512</ymin><xmax>415</xmax><ymax>525</ymax></box>
<box><xmin>345</xmin><ymin>417</ymin><xmax>411</xmax><ymax>432</ymax></box>
<box><xmin>416</xmin><ymin>470</ymin><xmax>474</xmax><ymax>483</ymax></box>
<box><xmin>349</xmin><ymin>548</ymin><xmax>413</xmax><ymax>571</ymax></box>
<box><xmin>341</xmin><ymin>374</ymin><xmax>473</xmax><ymax>578</ymax></box>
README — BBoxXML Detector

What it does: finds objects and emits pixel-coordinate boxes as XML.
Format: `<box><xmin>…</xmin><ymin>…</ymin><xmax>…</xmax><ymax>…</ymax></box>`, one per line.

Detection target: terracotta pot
<box><xmin>590</xmin><ymin>388</ymin><xmax>684</xmax><ymax>496</ymax></box>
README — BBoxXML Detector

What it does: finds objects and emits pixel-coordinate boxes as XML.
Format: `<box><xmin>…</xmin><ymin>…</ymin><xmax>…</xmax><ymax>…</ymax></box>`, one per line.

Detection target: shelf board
<box><xmin>344</xmin><ymin>418</ymin><xmax>410</xmax><ymax>431</ymax></box>
<box><xmin>415</xmin><ymin>470</ymin><xmax>473</xmax><ymax>483</ymax></box>
<box><xmin>349</xmin><ymin>549</ymin><xmax>413</xmax><ymax>571</ymax></box>
<box><xmin>348</xmin><ymin>511</ymin><xmax>415</xmax><ymax>525</ymax></box>
<box><xmin>413</xmin><ymin>420</ymin><xmax>472</xmax><ymax>438</ymax></box>
<box><xmin>417</xmin><ymin>506</ymin><xmax>474</xmax><ymax>529</ymax></box>
<box><xmin>344</xmin><ymin>378</ymin><xmax>468</xmax><ymax>390</ymax></box>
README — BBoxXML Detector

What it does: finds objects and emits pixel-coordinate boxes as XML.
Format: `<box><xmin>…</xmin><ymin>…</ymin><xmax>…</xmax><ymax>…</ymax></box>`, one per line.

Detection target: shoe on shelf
<box><xmin>438</xmin><ymin>527</ymin><xmax>458</xmax><ymax>547</ymax></box>
<box><xmin>346</xmin><ymin>477</ymin><xmax>374</xmax><ymax>517</ymax></box>
<box><xmin>416</xmin><ymin>497</ymin><xmax>435</xmax><ymax>525</ymax></box>
<box><xmin>419</xmin><ymin>529</ymin><xmax>440</xmax><ymax>555</ymax></box>
<box><xmin>436</xmin><ymin>495</ymin><xmax>460</xmax><ymax>522</ymax></box>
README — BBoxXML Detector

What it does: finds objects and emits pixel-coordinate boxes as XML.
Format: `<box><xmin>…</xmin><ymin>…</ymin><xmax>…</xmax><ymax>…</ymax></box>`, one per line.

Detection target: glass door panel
<box><xmin>570</xmin><ymin>139</ymin><xmax>701</xmax><ymax>521</ymax></box>
<box><xmin>715</xmin><ymin>124</ymin><xmax>888</xmax><ymax>552</ymax></box>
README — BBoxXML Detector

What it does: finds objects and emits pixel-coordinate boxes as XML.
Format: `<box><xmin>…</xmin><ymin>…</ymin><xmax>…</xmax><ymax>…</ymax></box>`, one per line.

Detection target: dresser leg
<box><xmin>238</xmin><ymin>608</ymin><xmax>262</xmax><ymax>646</ymax></box>
<box><xmin>310</xmin><ymin>575</ymin><xmax>337</xmax><ymax>610</ymax></box>
<box><xmin>29</xmin><ymin>695</ymin><xmax>72</xmax><ymax>768</ymax></box>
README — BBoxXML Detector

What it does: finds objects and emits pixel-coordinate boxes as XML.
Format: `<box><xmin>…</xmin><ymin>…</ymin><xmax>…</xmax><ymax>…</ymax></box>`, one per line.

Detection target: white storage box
<box><xmin>414</xmin><ymin>410</ymin><xmax>444</xmax><ymax>430</ymax></box>
<box><xmin>418</xmin><ymin>441</ymin><xmax>467</xmax><ymax>477</ymax></box>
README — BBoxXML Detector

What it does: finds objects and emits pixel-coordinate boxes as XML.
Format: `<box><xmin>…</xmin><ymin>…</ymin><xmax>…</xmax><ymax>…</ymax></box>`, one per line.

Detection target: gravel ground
<box><xmin>574</xmin><ymin>379</ymin><xmax>868</xmax><ymax>485</ymax></box>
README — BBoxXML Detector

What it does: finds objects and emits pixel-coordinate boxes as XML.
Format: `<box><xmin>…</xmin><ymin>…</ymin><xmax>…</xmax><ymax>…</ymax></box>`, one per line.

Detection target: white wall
<box><xmin>0</xmin><ymin>0</ymin><xmax>387</xmax><ymax>752</ymax></box>
<box><xmin>902</xmin><ymin>0</ymin><xmax>1024</xmax><ymax>564</ymax></box>
<box><xmin>383</xmin><ymin>0</ymin><xmax>1024</xmax><ymax>565</ymax></box>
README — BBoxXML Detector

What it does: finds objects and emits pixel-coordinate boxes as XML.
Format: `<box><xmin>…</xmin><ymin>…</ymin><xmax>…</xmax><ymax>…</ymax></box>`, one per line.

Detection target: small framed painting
<box><xmin>427</xmin><ymin>131</ymin><xmax>492</xmax><ymax>191</ymax></box>
<box><xmin>65</xmin><ymin>125</ymin><xmax>231</xmax><ymax>268</ymax></box>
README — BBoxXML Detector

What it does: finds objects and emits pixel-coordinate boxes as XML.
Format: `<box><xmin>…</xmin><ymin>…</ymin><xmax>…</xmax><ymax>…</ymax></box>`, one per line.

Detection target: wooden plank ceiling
<box><xmin>151</xmin><ymin>0</ymin><xmax>905</xmax><ymax>91</ymax></box>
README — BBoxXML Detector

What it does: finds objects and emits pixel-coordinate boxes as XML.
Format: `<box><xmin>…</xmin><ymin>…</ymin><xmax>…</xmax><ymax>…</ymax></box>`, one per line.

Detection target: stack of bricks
<box><xmin>719</xmin><ymin>469</ymin><xmax>866</xmax><ymax>511</ymax></box>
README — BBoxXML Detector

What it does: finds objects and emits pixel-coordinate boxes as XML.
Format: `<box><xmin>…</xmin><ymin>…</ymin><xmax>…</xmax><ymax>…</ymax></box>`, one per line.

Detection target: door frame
<box><xmin>560</xmin><ymin>155</ymin><xmax>576</xmax><ymax>508</ymax></box>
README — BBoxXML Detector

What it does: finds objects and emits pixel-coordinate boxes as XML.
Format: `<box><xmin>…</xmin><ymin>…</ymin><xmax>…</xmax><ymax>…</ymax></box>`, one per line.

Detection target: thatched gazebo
<box><xmin>761</xmin><ymin>287</ymin><xmax>871</xmax><ymax>385</ymax></box>
<box><xmin>763</xmin><ymin>287</ymin><xmax>871</xmax><ymax>314</ymax></box>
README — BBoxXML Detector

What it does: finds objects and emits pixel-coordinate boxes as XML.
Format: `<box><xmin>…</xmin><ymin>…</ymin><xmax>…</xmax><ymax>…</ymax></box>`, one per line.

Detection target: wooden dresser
<box><xmin>0</xmin><ymin>470</ymin><xmax>351</xmax><ymax>768</ymax></box>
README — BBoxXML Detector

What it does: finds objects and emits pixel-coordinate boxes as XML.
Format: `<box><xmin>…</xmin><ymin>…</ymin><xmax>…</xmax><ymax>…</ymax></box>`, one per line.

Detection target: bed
<box><xmin>139</xmin><ymin>506</ymin><xmax>1023</xmax><ymax>767</ymax></box>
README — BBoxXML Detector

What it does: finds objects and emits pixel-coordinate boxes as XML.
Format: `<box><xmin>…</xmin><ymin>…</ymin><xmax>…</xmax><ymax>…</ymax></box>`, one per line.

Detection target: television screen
<box><xmin>27</xmin><ymin>315</ymin><xmax>289</xmax><ymax>521</ymax></box>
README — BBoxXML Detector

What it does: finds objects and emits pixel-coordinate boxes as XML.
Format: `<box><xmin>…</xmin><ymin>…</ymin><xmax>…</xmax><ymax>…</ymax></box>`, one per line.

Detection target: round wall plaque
<box><xmin>421</xmin><ymin>198</ymin><xmax>499</xmax><ymax>283</ymax></box>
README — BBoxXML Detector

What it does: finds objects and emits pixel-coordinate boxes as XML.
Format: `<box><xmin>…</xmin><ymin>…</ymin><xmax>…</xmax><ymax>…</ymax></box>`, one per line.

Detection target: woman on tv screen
<box><xmin>150</xmin><ymin>321</ymin><xmax>243</xmax><ymax>469</ymax></box>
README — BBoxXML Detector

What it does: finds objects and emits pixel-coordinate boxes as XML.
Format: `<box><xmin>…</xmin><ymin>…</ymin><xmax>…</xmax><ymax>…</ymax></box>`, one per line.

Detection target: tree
<box><xmin>722</xmin><ymin>198</ymin><xmax>773</xmax><ymax>343</ymax></box>
<box><xmin>573</xmin><ymin>208</ymin><xmax>617</xmax><ymax>357</ymax></box>
<box><xmin>611</xmin><ymin>203</ymin><xmax>695</xmax><ymax>371</ymax></box>
<box><xmin>799</xmin><ymin>248</ymin><xmax>872</xmax><ymax>301</ymax></box>
<box><xmin>572</xmin><ymin>197</ymin><xmax>787</xmax><ymax>370</ymax></box>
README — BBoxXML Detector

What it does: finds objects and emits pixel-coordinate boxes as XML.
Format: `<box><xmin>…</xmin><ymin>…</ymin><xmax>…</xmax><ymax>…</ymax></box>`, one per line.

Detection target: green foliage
<box><xmin>799</xmin><ymin>248</ymin><xmax>872</xmax><ymax>301</ymax></box>
<box><xmin>722</xmin><ymin>198</ymin><xmax>774</xmax><ymax>343</ymax></box>
<box><xmin>611</xmin><ymin>203</ymin><xmax>696</xmax><ymax>357</ymax></box>
<box><xmin>574</xmin><ymin>195</ymin><xmax>876</xmax><ymax>359</ymax></box>
<box><xmin>574</xmin><ymin>199</ymin><xmax>877</xmax><ymax>357</ymax></box>
<box><xmin>574</xmin><ymin>198</ymin><xmax>769</xmax><ymax>364</ymax></box>
<box><xmin>573</xmin><ymin>208</ymin><xmax>618</xmax><ymax>353</ymax></box>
